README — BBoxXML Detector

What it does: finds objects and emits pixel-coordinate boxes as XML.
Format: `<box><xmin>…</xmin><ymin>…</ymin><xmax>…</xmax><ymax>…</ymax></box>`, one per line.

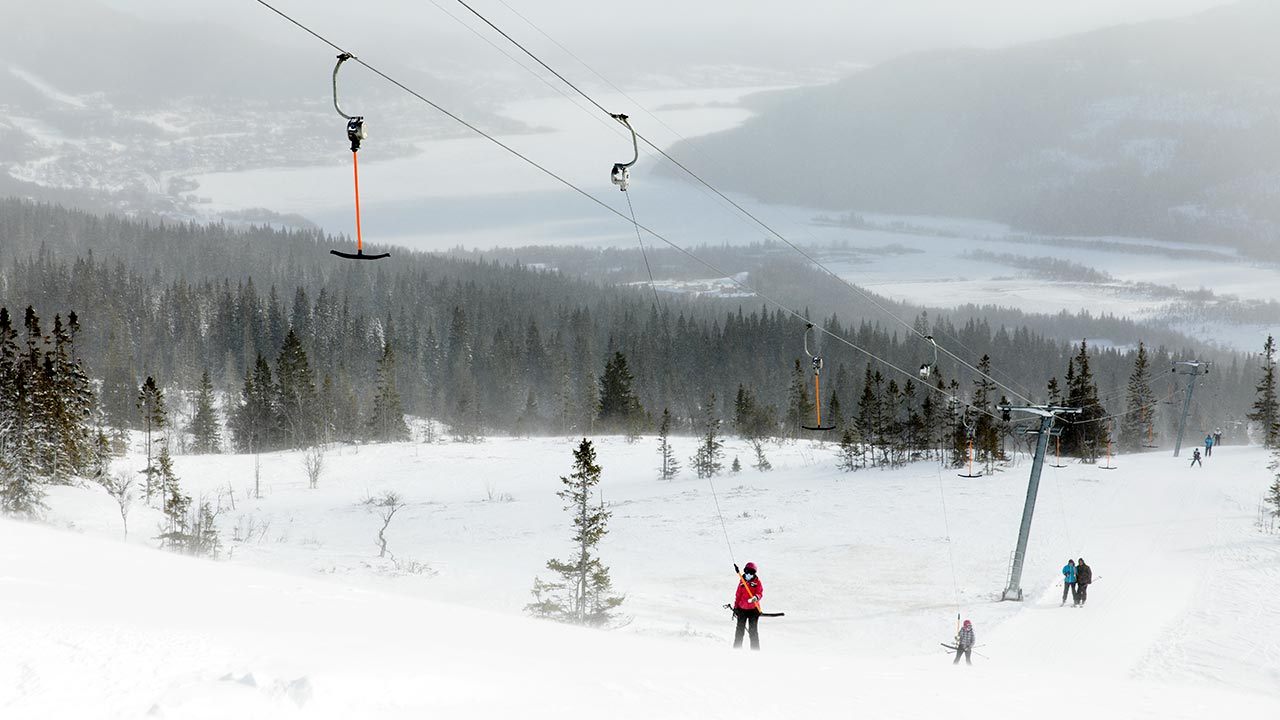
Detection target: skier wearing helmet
<box><xmin>732</xmin><ymin>562</ymin><xmax>763</xmax><ymax>650</ymax></box>
<box><xmin>953</xmin><ymin>620</ymin><xmax>975</xmax><ymax>665</ymax></box>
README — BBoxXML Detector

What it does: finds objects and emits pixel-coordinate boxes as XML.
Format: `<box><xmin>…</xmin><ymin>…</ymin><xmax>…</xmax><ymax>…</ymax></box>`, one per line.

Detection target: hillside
<box><xmin>0</xmin><ymin>0</ymin><xmax>517</xmax><ymax>217</ymax></box>
<box><xmin>672</xmin><ymin>0</ymin><xmax>1280</xmax><ymax>259</ymax></box>
<box><xmin>4</xmin><ymin>436</ymin><xmax>1278</xmax><ymax>717</ymax></box>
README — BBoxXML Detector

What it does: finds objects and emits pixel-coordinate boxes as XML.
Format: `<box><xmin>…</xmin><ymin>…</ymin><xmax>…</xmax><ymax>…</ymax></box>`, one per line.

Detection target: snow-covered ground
<box><xmin>4</xmin><ymin>434</ymin><xmax>1278</xmax><ymax>717</ymax></box>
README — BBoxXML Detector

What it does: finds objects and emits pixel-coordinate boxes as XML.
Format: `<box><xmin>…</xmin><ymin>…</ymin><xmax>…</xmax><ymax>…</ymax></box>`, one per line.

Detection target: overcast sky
<box><xmin>102</xmin><ymin>0</ymin><xmax>1237</xmax><ymax>83</ymax></box>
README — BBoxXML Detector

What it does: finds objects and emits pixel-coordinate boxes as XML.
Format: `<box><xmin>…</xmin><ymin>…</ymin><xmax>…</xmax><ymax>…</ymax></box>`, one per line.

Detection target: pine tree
<box><xmin>731</xmin><ymin>456</ymin><xmax>742</xmax><ymax>473</ymax></box>
<box><xmin>1046</xmin><ymin>377</ymin><xmax>1063</xmax><ymax>406</ymax></box>
<box><xmin>837</xmin><ymin>426</ymin><xmax>861</xmax><ymax>472</ymax></box>
<box><xmin>526</xmin><ymin>438</ymin><xmax>623</xmax><ymax>626</ymax></box>
<box><xmin>0</xmin><ymin>308</ymin><xmax>41</xmax><ymax>515</ymax></box>
<box><xmin>516</xmin><ymin>389</ymin><xmax>540</xmax><ymax>437</ymax></box>
<box><xmin>231</xmin><ymin>354</ymin><xmax>278</xmax><ymax>452</ymax></box>
<box><xmin>691</xmin><ymin>393</ymin><xmax>724</xmax><ymax>478</ymax></box>
<box><xmin>189</xmin><ymin>369</ymin><xmax>221</xmax><ymax>454</ymax></box>
<box><xmin>972</xmin><ymin>355</ymin><xmax>1000</xmax><ymax>470</ymax></box>
<box><xmin>368</xmin><ymin>342</ymin><xmax>410</xmax><ymax>442</ymax></box>
<box><xmin>45</xmin><ymin>313</ymin><xmax>95</xmax><ymax>481</ymax></box>
<box><xmin>136</xmin><ymin>376</ymin><xmax>167</xmax><ymax>502</ymax></box>
<box><xmin>597</xmin><ymin>351</ymin><xmax>645</xmax><ymax>436</ymax></box>
<box><xmin>156</xmin><ymin>445</ymin><xmax>190</xmax><ymax>539</ymax></box>
<box><xmin>275</xmin><ymin>329</ymin><xmax>317</xmax><ymax>448</ymax></box>
<box><xmin>1248</xmin><ymin>335</ymin><xmax>1279</xmax><ymax>448</ymax></box>
<box><xmin>657</xmin><ymin>408</ymin><xmax>680</xmax><ymax>480</ymax></box>
<box><xmin>1062</xmin><ymin>340</ymin><xmax>1107</xmax><ymax>460</ymax></box>
<box><xmin>785</xmin><ymin>359</ymin><xmax>813</xmax><ymax>436</ymax></box>
<box><xmin>857</xmin><ymin>364</ymin><xmax>879</xmax><ymax>462</ymax></box>
<box><xmin>1120</xmin><ymin>343</ymin><xmax>1157</xmax><ymax>452</ymax></box>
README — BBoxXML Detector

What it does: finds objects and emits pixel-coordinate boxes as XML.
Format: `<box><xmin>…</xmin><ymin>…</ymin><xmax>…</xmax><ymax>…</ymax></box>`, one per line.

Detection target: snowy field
<box><xmin>3</xmin><ymin>434</ymin><xmax>1278</xmax><ymax>718</ymax></box>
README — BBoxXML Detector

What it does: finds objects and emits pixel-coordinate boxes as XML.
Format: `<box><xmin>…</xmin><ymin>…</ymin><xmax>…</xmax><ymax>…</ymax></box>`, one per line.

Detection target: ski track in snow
<box><xmin>2</xmin><ymin>437</ymin><xmax>1278</xmax><ymax>718</ymax></box>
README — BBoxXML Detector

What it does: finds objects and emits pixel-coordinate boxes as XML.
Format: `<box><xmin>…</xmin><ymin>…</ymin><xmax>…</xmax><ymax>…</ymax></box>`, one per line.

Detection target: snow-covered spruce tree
<box><xmin>657</xmin><ymin>407</ymin><xmax>680</xmax><ymax>480</ymax></box>
<box><xmin>136</xmin><ymin>375</ymin><xmax>167</xmax><ymax>502</ymax></box>
<box><xmin>44</xmin><ymin>313</ymin><xmax>96</xmax><ymax>482</ymax></box>
<box><xmin>785</xmin><ymin>359</ymin><xmax>812</xmax><ymax>437</ymax></box>
<box><xmin>0</xmin><ymin>308</ymin><xmax>43</xmax><ymax>516</ymax></box>
<box><xmin>275</xmin><ymin>329</ymin><xmax>317</xmax><ymax>448</ymax></box>
<box><xmin>837</xmin><ymin>426</ymin><xmax>861</xmax><ymax>472</ymax></box>
<box><xmin>367</xmin><ymin>342</ymin><xmax>410</xmax><ymax>443</ymax></box>
<box><xmin>1248</xmin><ymin>335</ymin><xmax>1278</xmax><ymax>448</ymax></box>
<box><xmin>597</xmin><ymin>351</ymin><xmax>645</xmax><ymax>438</ymax></box>
<box><xmin>691</xmin><ymin>393</ymin><xmax>724</xmax><ymax>479</ymax></box>
<box><xmin>156</xmin><ymin>445</ymin><xmax>190</xmax><ymax>546</ymax></box>
<box><xmin>733</xmin><ymin>384</ymin><xmax>775</xmax><ymax>471</ymax></box>
<box><xmin>231</xmin><ymin>354</ymin><xmax>279</xmax><ymax>452</ymax></box>
<box><xmin>971</xmin><ymin>355</ymin><xmax>1000</xmax><ymax>471</ymax></box>
<box><xmin>527</xmin><ymin>438</ymin><xmax>623</xmax><ymax>626</ymax></box>
<box><xmin>1120</xmin><ymin>342</ymin><xmax>1158</xmax><ymax>452</ymax></box>
<box><xmin>188</xmin><ymin>369</ymin><xmax>221</xmax><ymax>454</ymax></box>
<box><xmin>1062</xmin><ymin>340</ymin><xmax>1107</xmax><ymax>461</ymax></box>
<box><xmin>184</xmin><ymin>501</ymin><xmax>222</xmax><ymax>558</ymax></box>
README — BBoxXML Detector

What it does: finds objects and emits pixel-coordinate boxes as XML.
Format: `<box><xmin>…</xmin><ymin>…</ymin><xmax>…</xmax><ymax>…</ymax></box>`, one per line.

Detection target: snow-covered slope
<box><xmin>4</xmin><ymin>437</ymin><xmax>1278</xmax><ymax>717</ymax></box>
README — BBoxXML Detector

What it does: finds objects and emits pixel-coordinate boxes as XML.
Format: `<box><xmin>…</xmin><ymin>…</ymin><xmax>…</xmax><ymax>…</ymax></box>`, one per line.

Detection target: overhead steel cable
<box><xmin>493</xmin><ymin>0</ymin><xmax>1042</xmax><ymax>405</ymax></box>
<box><xmin>446</xmin><ymin>0</ymin><xmax>1034</xmax><ymax>406</ymax></box>
<box><xmin>252</xmin><ymin>0</ymin><xmax>1011</xmax><ymax>423</ymax></box>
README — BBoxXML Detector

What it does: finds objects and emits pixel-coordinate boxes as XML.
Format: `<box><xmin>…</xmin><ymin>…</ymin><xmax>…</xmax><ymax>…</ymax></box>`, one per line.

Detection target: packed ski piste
<box><xmin>3</xmin><ymin>1</ymin><xmax>1280</xmax><ymax>718</ymax></box>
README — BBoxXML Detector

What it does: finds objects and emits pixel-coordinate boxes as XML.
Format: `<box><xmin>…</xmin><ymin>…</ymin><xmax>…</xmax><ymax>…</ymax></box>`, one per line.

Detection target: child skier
<box><xmin>953</xmin><ymin>620</ymin><xmax>975</xmax><ymax>665</ymax></box>
<box><xmin>732</xmin><ymin>562</ymin><xmax>763</xmax><ymax>650</ymax></box>
<box><xmin>1061</xmin><ymin>559</ymin><xmax>1077</xmax><ymax>606</ymax></box>
<box><xmin>1190</xmin><ymin>448</ymin><xmax>1203</xmax><ymax>467</ymax></box>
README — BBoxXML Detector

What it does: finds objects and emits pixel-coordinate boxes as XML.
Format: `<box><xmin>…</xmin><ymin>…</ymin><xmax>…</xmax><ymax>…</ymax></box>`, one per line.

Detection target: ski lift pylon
<box><xmin>801</xmin><ymin>323</ymin><xmax>835</xmax><ymax>432</ymax></box>
<box><xmin>330</xmin><ymin>52</ymin><xmax>390</xmax><ymax>261</ymax></box>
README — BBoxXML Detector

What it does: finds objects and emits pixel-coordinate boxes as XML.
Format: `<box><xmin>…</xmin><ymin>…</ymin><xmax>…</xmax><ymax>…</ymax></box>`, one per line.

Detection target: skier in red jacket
<box><xmin>732</xmin><ymin>562</ymin><xmax>763</xmax><ymax>650</ymax></box>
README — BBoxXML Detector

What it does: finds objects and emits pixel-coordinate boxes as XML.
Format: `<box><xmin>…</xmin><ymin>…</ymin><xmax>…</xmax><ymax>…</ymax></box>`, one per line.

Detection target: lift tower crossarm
<box><xmin>998</xmin><ymin>404</ymin><xmax>1081</xmax><ymax>602</ymax></box>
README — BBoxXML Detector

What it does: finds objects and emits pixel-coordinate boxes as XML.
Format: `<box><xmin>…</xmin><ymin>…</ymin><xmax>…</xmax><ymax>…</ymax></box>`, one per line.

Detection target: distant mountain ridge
<box><xmin>672</xmin><ymin>0</ymin><xmax>1280</xmax><ymax>259</ymax></box>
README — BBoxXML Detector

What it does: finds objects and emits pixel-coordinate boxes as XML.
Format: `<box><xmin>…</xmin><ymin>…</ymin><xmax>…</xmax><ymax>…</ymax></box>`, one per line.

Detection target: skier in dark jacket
<box><xmin>1075</xmin><ymin>558</ymin><xmax>1093</xmax><ymax>605</ymax></box>
<box><xmin>732</xmin><ymin>562</ymin><xmax>763</xmax><ymax>650</ymax></box>
<box><xmin>953</xmin><ymin>620</ymin><xmax>975</xmax><ymax>665</ymax></box>
<box><xmin>1061</xmin><ymin>559</ymin><xmax>1077</xmax><ymax>606</ymax></box>
<box><xmin>1190</xmin><ymin>448</ymin><xmax>1203</xmax><ymax>467</ymax></box>
<box><xmin>1213</xmin><ymin>428</ymin><xmax>1222</xmax><ymax>447</ymax></box>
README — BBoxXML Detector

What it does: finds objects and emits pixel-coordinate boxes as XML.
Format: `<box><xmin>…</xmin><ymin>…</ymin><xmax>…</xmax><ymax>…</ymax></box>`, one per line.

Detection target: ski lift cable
<box><xmin>428</xmin><ymin>0</ymin><xmax>732</xmax><ymax>305</ymax></box>
<box><xmin>424</xmin><ymin>0</ymin><xmax>632</xmax><ymax>143</ymax></box>
<box><xmin>934</xmin><ymin>462</ymin><xmax>962</xmax><ymax>618</ymax></box>
<box><xmin>251</xmin><ymin>0</ymin><xmax>1010</xmax><ymax>424</ymax></box>
<box><xmin>625</xmin><ymin>190</ymin><xmax>661</xmax><ymax>308</ymax></box>
<box><xmin>706</xmin><ymin>474</ymin><xmax>737</xmax><ymax>565</ymax></box>
<box><xmin>443</xmin><ymin>0</ymin><xmax>1036</xmax><ymax>407</ymax></box>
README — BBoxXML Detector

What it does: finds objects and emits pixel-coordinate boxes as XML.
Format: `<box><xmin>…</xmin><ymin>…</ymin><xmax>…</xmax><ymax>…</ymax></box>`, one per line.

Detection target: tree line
<box><xmin>0</xmin><ymin>199</ymin><xmax>1262</xmax><ymax>457</ymax></box>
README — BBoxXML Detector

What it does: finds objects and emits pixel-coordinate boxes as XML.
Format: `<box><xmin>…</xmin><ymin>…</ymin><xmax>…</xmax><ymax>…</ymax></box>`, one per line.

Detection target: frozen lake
<box><xmin>189</xmin><ymin>85</ymin><xmax>1280</xmax><ymax>349</ymax></box>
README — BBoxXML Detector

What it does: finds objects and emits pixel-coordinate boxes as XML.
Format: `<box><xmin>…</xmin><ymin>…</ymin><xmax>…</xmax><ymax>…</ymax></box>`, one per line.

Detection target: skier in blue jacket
<box><xmin>1204</xmin><ymin>434</ymin><xmax>1214</xmax><ymax>457</ymax></box>
<box><xmin>1062</xmin><ymin>559</ymin><xmax>1077</xmax><ymax>606</ymax></box>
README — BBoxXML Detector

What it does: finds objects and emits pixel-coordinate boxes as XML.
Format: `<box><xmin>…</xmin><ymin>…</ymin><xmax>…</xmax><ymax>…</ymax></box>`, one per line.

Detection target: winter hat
<box><xmin>963</xmin><ymin>620</ymin><xmax>971</xmax><ymax>627</ymax></box>
<box><xmin>744</xmin><ymin>562</ymin><xmax>757</xmax><ymax>573</ymax></box>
